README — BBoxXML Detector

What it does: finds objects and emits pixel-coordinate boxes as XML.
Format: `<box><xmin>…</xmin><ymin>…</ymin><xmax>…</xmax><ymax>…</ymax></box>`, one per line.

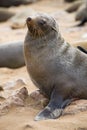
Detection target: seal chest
<box><xmin>24</xmin><ymin>13</ymin><xmax>87</xmax><ymax>121</ymax></box>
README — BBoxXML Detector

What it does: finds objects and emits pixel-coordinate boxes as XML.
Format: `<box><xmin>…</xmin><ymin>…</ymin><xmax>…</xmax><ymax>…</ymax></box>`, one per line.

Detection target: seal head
<box><xmin>26</xmin><ymin>13</ymin><xmax>58</xmax><ymax>38</ymax></box>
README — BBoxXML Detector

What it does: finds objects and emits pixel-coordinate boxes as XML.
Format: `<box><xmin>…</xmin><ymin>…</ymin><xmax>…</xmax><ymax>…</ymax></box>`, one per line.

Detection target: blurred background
<box><xmin>0</xmin><ymin>0</ymin><xmax>87</xmax><ymax>43</ymax></box>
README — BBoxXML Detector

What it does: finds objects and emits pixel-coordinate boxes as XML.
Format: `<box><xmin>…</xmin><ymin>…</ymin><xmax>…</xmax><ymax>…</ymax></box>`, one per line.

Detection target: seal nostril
<box><xmin>27</xmin><ymin>17</ymin><xmax>32</xmax><ymax>22</ymax></box>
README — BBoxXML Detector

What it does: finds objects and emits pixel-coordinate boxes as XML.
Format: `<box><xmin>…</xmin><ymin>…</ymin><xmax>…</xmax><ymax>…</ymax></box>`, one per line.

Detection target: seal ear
<box><xmin>52</xmin><ymin>26</ymin><xmax>58</xmax><ymax>32</ymax></box>
<box><xmin>52</xmin><ymin>20</ymin><xmax>59</xmax><ymax>32</ymax></box>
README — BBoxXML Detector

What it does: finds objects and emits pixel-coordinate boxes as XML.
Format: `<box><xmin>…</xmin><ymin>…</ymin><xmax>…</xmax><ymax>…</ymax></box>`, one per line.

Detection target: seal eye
<box><xmin>38</xmin><ymin>19</ymin><xmax>46</xmax><ymax>26</ymax></box>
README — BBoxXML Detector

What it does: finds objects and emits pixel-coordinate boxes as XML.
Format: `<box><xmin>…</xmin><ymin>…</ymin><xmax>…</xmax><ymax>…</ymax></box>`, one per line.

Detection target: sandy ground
<box><xmin>0</xmin><ymin>0</ymin><xmax>87</xmax><ymax>130</ymax></box>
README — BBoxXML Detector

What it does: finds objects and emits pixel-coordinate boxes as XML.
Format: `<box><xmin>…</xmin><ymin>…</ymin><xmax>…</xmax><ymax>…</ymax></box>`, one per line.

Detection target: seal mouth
<box><xmin>26</xmin><ymin>17</ymin><xmax>45</xmax><ymax>38</ymax></box>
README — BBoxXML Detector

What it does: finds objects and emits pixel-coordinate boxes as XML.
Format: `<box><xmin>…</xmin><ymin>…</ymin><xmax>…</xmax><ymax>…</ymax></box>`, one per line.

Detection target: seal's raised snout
<box><xmin>26</xmin><ymin>17</ymin><xmax>32</xmax><ymax>23</ymax></box>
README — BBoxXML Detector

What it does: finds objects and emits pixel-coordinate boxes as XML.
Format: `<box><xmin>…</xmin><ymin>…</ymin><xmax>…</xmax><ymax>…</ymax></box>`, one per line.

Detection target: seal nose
<box><xmin>26</xmin><ymin>17</ymin><xmax>32</xmax><ymax>22</ymax></box>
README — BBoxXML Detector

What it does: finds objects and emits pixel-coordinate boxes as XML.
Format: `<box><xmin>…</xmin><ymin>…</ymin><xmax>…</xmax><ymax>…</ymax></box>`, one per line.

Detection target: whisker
<box><xmin>28</xmin><ymin>24</ymin><xmax>46</xmax><ymax>38</ymax></box>
<box><xmin>34</xmin><ymin>29</ymin><xmax>37</xmax><ymax>38</ymax></box>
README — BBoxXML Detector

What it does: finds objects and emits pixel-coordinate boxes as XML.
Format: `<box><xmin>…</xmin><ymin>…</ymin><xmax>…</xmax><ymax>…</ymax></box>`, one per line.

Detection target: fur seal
<box><xmin>75</xmin><ymin>1</ymin><xmax>87</xmax><ymax>26</ymax></box>
<box><xmin>64</xmin><ymin>0</ymin><xmax>76</xmax><ymax>3</ymax></box>
<box><xmin>0</xmin><ymin>8</ymin><xmax>15</xmax><ymax>22</ymax></box>
<box><xmin>0</xmin><ymin>0</ymin><xmax>37</xmax><ymax>7</ymax></box>
<box><xmin>65</xmin><ymin>0</ymin><xmax>87</xmax><ymax>26</ymax></box>
<box><xmin>24</xmin><ymin>13</ymin><xmax>87</xmax><ymax>121</ymax></box>
<box><xmin>65</xmin><ymin>0</ymin><xmax>82</xmax><ymax>13</ymax></box>
<box><xmin>0</xmin><ymin>41</ymin><xmax>25</xmax><ymax>68</ymax></box>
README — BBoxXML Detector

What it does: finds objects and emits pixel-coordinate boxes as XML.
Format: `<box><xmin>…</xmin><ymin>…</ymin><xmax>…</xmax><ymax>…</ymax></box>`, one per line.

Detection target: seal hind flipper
<box><xmin>35</xmin><ymin>89</ymin><xmax>72</xmax><ymax>121</ymax></box>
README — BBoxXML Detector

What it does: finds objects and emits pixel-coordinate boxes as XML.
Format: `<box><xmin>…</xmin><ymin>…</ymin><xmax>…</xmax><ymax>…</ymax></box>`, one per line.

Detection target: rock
<box><xmin>23</xmin><ymin>124</ymin><xmax>33</xmax><ymax>130</ymax></box>
<box><xmin>0</xmin><ymin>87</ymin><xmax>28</xmax><ymax>116</ymax></box>
<box><xmin>0</xmin><ymin>79</ymin><xmax>26</xmax><ymax>100</ymax></box>
<box><xmin>3</xmin><ymin>79</ymin><xmax>26</xmax><ymax>90</ymax></box>
<box><xmin>63</xmin><ymin>100</ymin><xmax>87</xmax><ymax>116</ymax></box>
<box><xmin>25</xmin><ymin>90</ymin><xmax>49</xmax><ymax>109</ymax></box>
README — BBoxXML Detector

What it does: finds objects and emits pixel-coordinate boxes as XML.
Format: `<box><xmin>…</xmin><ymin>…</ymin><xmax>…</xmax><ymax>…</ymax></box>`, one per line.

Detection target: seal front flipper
<box><xmin>35</xmin><ymin>89</ymin><xmax>72</xmax><ymax>121</ymax></box>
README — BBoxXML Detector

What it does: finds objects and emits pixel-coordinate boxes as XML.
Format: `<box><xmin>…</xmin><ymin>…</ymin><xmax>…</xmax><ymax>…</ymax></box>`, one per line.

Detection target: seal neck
<box><xmin>24</xmin><ymin>28</ymin><xmax>66</xmax><ymax>54</ymax></box>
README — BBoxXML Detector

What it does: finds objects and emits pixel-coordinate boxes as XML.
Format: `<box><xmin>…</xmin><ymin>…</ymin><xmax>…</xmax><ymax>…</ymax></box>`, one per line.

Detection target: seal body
<box><xmin>0</xmin><ymin>41</ymin><xmax>25</xmax><ymax>68</ymax></box>
<box><xmin>24</xmin><ymin>13</ymin><xmax>87</xmax><ymax>120</ymax></box>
